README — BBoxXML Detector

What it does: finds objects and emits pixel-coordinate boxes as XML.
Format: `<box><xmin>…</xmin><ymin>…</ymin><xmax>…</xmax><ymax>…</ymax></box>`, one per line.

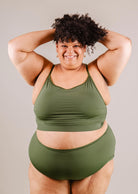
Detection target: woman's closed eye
<box><xmin>61</xmin><ymin>45</ymin><xmax>67</xmax><ymax>48</ymax></box>
<box><xmin>61</xmin><ymin>45</ymin><xmax>80</xmax><ymax>48</ymax></box>
<box><xmin>73</xmin><ymin>45</ymin><xmax>81</xmax><ymax>48</ymax></box>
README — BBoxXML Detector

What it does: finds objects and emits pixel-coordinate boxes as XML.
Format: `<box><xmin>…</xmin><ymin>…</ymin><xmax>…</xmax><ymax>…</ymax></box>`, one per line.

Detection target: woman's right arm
<box><xmin>8</xmin><ymin>29</ymin><xmax>55</xmax><ymax>86</ymax></box>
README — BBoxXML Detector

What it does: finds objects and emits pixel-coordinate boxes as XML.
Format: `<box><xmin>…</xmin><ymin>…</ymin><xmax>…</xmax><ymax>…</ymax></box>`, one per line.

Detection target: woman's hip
<box><xmin>28</xmin><ymin>124</ymin><xmax>116</xmax><ymax>180</ymax></box>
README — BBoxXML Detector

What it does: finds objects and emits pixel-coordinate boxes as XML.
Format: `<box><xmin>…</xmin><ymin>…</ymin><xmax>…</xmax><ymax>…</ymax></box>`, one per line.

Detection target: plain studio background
<box><xmin>1</xmin><ymin>0</ymin><xmax>137</xmax><ymax>193</ymax></box>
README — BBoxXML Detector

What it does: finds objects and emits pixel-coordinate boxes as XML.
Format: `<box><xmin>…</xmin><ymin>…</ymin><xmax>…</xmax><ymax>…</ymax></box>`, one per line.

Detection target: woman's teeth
<box><xmin>64</xmin><ymin>55</ymin><xmax>77</xmax><ymax>59</ymax></box>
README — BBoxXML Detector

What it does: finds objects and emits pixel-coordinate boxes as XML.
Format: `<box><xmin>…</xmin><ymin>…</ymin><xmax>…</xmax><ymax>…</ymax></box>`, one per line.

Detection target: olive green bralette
<box><xmin>34</xmin><ymin>64</ymin><xmax>107</xmax><ymax>132</ymax></box>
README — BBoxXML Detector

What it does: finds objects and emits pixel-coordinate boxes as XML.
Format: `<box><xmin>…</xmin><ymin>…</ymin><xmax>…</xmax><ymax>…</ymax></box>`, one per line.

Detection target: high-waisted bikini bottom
<box><xmin>28</xmin><ymin>125</ymin><xmax>116</xmax><ymax>180</ymax></box>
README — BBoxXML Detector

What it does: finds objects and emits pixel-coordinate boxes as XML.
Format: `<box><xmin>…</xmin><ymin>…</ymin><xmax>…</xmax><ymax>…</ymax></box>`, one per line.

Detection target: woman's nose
<box><xmin>66</xmin><ymin>47</ymin><xmax>74</xmax><ymax>54</ymax></box>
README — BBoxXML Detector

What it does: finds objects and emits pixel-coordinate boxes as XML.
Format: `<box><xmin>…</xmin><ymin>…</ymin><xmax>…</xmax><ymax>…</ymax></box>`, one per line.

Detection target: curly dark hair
<box><xmin>51</xmin><ymin>13</ymin><xmax>108</xmax><ymax>55</ymax></box>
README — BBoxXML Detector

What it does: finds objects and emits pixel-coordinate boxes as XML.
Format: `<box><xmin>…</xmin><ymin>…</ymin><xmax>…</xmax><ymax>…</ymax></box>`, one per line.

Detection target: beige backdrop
<box><xmin>1</xmin><ymin>0</ymin><xmax>137</xmax><ymax>193</ymax></box>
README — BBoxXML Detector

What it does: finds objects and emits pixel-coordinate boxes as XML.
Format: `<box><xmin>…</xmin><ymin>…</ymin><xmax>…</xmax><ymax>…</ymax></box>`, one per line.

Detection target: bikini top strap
<box><xmin>85</xmin><ymin>64</ymin><xmax>90</xmax><ymax>76</ymax></box>
<box><xmin>49</xmin><ymin>64</ymin><xmax>55</xmax><ymax>75</ymax></box>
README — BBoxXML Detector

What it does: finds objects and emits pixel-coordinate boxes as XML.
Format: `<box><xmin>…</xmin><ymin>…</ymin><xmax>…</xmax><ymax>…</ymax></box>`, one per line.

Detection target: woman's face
<box><xmin>56</xmin><ymin>40</ymin><xmax>86</xmax><ymax>69</ymax></box>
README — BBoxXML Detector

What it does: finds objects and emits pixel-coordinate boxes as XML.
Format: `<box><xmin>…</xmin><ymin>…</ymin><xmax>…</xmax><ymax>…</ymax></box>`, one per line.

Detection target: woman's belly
<box><xmin>36</xmin><ymin>120</ymin><xmax>108</xmax><ymax>149</ymax></box>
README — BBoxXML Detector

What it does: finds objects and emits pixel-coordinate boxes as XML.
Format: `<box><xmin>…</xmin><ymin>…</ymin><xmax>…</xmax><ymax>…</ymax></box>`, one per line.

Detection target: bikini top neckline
<box><xmin>48</xmin><ymin>64</ymin><xmax>91</xmax><ymax>91</ymax></box>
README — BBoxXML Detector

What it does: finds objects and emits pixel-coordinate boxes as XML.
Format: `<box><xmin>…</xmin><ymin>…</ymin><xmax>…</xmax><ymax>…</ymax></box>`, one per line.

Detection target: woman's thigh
<box><xmin>71</xmin><ymin>159</ymin><xmax>114</xmax><ymax>194</ymax></box>
<box><xmin>28</xmin><ymin>162</ymin><xmax>71</xmax><ymax>194</ymax></box>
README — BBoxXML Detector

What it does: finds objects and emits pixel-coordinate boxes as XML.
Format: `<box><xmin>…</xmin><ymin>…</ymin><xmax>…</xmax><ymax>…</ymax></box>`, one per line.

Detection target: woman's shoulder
<box><xmin>87</xmin><ymin>60</ymin><xmax>111</xmax><ymax>105</ymax></box>
<box><xmin>87</xmin><ymin>60</ymin><xmax>108</xmax><ymax>86</ymax></box>
<box><xmin>32</xmin><ymin>62</ymin><xmax>54</xmax><ymax>104</ymax></box>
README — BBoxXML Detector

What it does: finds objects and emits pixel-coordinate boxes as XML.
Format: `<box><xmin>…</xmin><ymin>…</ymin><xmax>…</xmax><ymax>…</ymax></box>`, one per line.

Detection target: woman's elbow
<box><xmin>123</xmin><ymin>37</ymin><xmax>132</xmax><ymax>50</ymax></box>
<box><xmin>120</xmin><ymin>37</ymin><xmax>132</xmax><ymax>59</ymax></box>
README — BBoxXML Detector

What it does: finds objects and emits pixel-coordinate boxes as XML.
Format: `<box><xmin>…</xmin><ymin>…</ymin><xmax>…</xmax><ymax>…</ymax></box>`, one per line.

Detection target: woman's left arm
<box><xmin>96</xmin><ymin>30</ymin><xmax>132</xmax><ymax>86</ymax></box>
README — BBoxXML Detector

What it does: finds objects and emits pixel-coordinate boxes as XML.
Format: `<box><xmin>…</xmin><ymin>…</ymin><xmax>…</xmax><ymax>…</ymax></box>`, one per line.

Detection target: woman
<box><xmin>8</xmin><ymin>14</ymin><xmax>132</xmax><ymax>194</ymax></box>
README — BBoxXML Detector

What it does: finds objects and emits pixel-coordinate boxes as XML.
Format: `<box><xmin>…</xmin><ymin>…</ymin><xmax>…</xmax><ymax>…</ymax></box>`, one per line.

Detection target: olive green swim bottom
<box><xmin>28</xmin><ymin>125</ymin><xmax>116</xmax><ymax>180</ymax></box>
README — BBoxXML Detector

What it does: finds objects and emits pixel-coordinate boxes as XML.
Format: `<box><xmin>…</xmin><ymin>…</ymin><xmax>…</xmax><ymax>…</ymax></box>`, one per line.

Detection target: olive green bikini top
<box><xmin>34</xmin><ymin>64</ymin><xmax>107</xmax><ymax>132</ymax></box>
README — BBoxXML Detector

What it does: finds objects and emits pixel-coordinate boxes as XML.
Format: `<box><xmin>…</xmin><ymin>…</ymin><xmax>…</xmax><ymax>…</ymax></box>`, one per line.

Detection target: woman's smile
<box><xmin>64</xmin><ymin>55</ymin><xmax>78</xmax><ymax>60</ymax></box>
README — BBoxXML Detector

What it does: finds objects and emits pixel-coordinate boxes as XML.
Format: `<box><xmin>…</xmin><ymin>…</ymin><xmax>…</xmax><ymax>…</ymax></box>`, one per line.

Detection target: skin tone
<box><xmin>8</xmin><ymin>27</ymin><xmax>132</xmax><ymax>194</ymax></box>
<box><xmin>56</xmin><ymin>40</ymin><xmax>86</xmax><ymax>72</ymax></box>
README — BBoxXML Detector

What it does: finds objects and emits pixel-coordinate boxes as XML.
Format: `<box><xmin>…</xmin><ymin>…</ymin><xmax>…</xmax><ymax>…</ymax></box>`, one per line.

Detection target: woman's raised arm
<box><xmin>8</xmin><ymin>29</ymin><xmax>55</xmax><ymax>85</ymax></box>
<box><xmin>96</xmin><ymin>30</ymin><xmax>132</xmax><ymax>86</ymax></box>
